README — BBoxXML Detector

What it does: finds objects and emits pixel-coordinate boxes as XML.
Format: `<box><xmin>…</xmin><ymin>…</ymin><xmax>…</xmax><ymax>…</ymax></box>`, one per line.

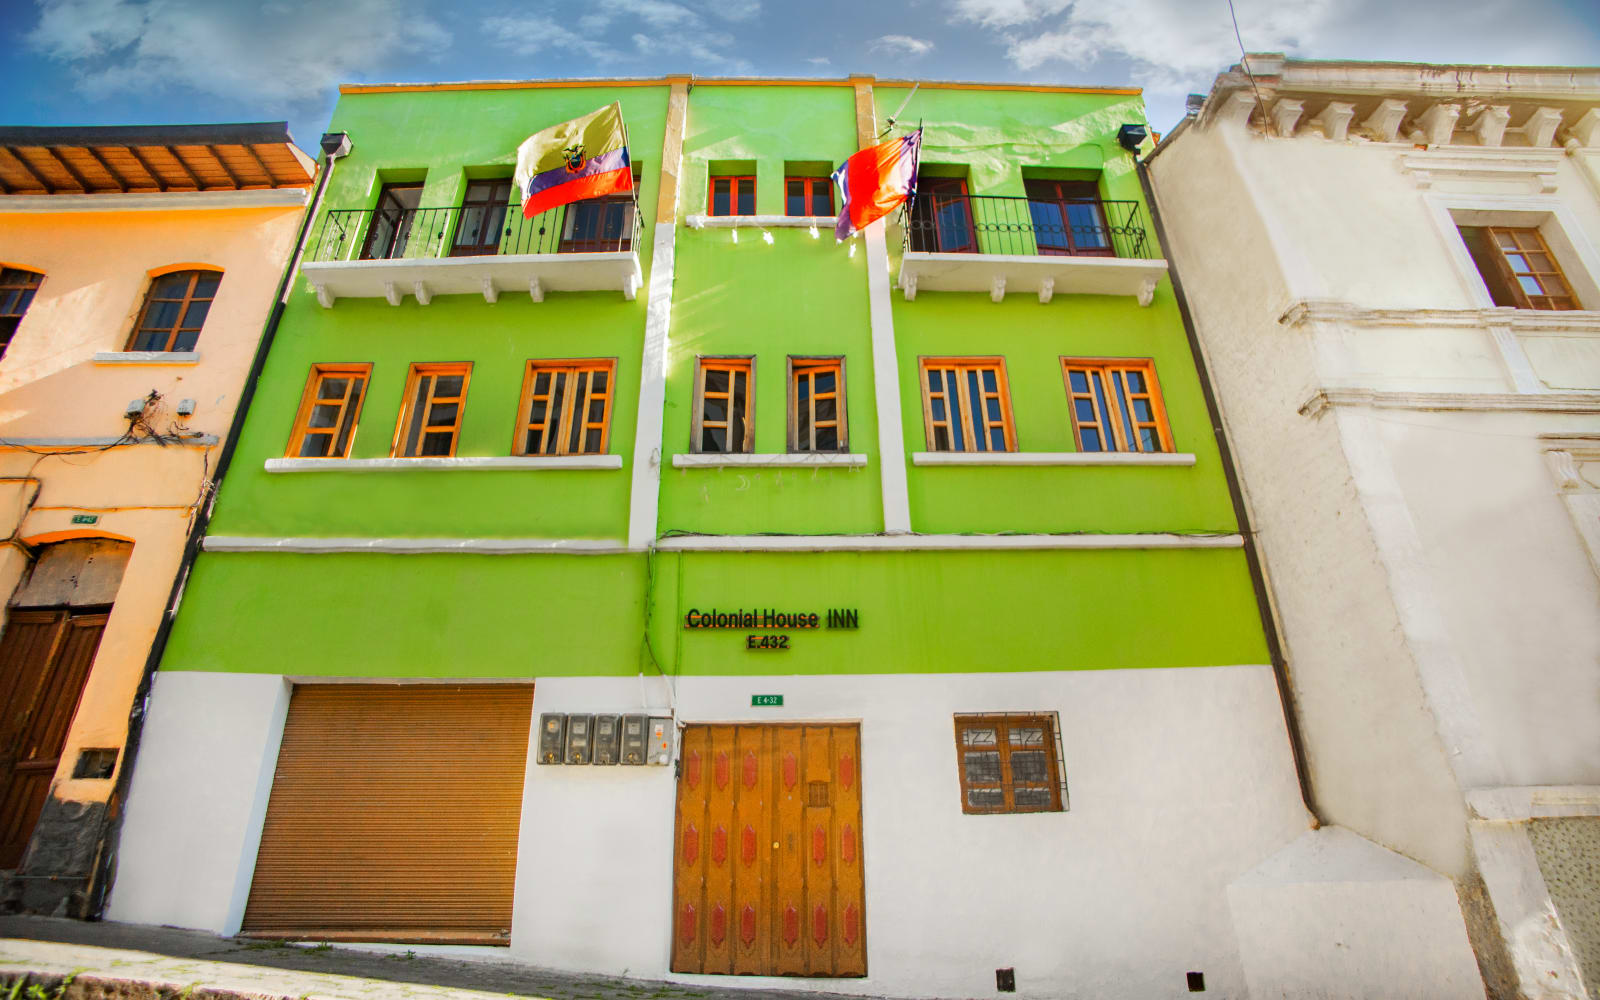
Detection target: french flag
<box><xmin>832</xmin><ymin>129</ymin><xmax>922</xmax><ymax>241</ymax></box>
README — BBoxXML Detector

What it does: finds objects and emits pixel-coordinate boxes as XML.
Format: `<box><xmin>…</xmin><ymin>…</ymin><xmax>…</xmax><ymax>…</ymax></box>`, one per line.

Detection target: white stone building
<box><xmin>1148</xmin><ymin>57</ymin><xmax>1600</xmax><ymax>999</ymax></box>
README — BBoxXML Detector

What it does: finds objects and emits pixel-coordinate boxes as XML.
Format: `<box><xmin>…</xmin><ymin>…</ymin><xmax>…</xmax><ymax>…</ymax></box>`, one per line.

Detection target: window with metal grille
<box><xmin>286</xmin><ymin>364</ymin><xmax>370</xmax><ymax>458</ymax></box>
<box><xmin>392</xmin><ymin>363</ymin><xmax>471</xmax><ymax>457</ymax></box>
<box><xmin>919</xmin><ymin>357</ymin><xmax>1015</xmax><ymax>453</ymax></box>
<box><xmin>709</xmin><ymin>175</ymin><xmax>755</xmax><ymax>217</ymax></box>
<box><xmin>693</xmin><ymin>357</ymin><xmax>754</xmax><ymax>454</ymax></box>
<box><xmin>1458</xmin><ymin>225</ymin><xmax>1580</xmax><ymax>310</ymax></box>
<box><xmin>785</xmin><ymin>176</ymin><xmax>833</xmax><ymax>217</ymax></box>
<box><xmin>789</xmin><ymin>357</ymin><xmax>847</xmax><ymax>453</ymax></box>
<box><xmin>0</xmin><ymin>267</ymin><xmax>43</xmax><ymax>360</ymax></box>
<box><xmin>515</xmin><ymin>359</ymin><xmax>615</xmax><ymax>455</ymax></box>
<box><xmin>953</xmin><ymin>713</ymin><xmax>1067</xmax><ymax>815</ymax></box>
<box><xmin>1061</xmin><ymin>358</ymin><xmax>1172</xmax><ymax>454</ymax></box>
<box><xmin>127</xmin><ymin>269</ymin><xmax>220</xmax><ymax>351</ymax></box>
<box><xmin>452</xmin><ymin>179</ymin><xmax>513</xmax><ymax>257</ymax></box>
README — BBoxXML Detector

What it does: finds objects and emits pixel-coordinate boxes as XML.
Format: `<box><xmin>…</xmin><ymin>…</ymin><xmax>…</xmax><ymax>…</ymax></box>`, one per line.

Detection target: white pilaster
<box><xmin>626</xmin><ymin>224</ymin><xmax>676</xmax><ymax>551</ymax></box>
<box><xmin>865</xmin><ymin>219</ymin><xmax>912</xmax><ymax>534</ymax></box>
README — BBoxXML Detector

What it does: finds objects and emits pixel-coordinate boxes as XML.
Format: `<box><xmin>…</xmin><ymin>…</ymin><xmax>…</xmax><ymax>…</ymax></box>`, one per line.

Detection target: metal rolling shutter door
<box><xmin>241</xmin><ymin>684</ymin><xmax>532</xmax><ymax>945</ymax></box>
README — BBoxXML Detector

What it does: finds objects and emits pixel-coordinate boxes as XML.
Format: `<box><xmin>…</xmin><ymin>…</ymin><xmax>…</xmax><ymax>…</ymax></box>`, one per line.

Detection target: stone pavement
<box><xmin>0</xmin><ymin>917</ymin><xmax>893</xmax><ymax>1000</ymax></box>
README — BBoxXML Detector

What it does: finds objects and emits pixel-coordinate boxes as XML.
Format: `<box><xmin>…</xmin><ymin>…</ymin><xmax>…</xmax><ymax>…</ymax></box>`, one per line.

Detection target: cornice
<box><xmin>1278</xmin><ymin>299</ymin><xmax>1600</xmax><ymax>334</ymax></box>
<box><xmin>1299</xmin><ymin>388</ymin><xmax>1600</xmax><ymax>418</ymax></box>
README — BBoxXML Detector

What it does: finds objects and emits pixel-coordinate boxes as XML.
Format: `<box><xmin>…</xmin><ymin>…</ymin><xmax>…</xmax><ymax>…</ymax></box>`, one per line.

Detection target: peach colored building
<box><xmin>0</xmin><ymin>123</ymin><xmax>313</xmax><ymax>914</ymax></box>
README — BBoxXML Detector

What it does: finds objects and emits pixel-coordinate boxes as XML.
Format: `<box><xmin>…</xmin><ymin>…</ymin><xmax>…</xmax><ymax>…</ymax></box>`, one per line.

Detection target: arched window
<box><xmin>0</xmin><ymin>267</ymin><xmax>44</xmax><ymax>360</ymax></box>
<box><xmin>127</xmin><ymin>269</ymin><xmax>221</xmax><ymax>352</ymax></box>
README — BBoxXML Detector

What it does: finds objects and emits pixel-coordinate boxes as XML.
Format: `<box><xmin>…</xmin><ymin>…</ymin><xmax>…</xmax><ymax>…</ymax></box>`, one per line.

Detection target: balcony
<box><xmin>897</xmin><ymin>193</ymin><xmax>1168</xmax><ymax>305</ymax></box>
<box><xmin>300</xmin><ymin>196</ymin><xmax>643</xmax><ymax>307</ymax></box>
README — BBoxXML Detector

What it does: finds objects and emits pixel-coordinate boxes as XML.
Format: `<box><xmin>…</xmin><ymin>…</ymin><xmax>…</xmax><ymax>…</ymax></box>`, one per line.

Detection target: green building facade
<box><xmin>108</xmin><ymin>76</ymin><xmax>1311</xmax><ymax>999</ymax></box>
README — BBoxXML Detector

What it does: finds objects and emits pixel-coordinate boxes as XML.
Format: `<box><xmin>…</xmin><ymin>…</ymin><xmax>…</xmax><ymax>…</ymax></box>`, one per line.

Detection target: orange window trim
<box><xmin>392</xmin><ymin>363</ymin><xmax>473</xmax><ymax>458</ymax></box>
<box><xmin>126</xmin><ymin>269</ymin><xmax>221</xmax><ymax>352</ymax></box>
<box><xmin>694</xmin><ymin>356</ymin><xmax>755</xmax><ymax>453</ymax></box>
<box><xmin>708</xmin><ymin>175</ymin><xmax>756</xmax><ymax>217</ymax></box>
<box><xmin>286</xmin><ymin>363</ymin><xmax>372</xmax><ymax>459</ymax></box>
<box><xmin>788</xmin><ymin>357</ymin><xmax>846</xmax><ymax>452</ymax></box>
<box><xmin>514</xmin><ymin>358</ymin><xmax>617</xmax><ymax>456</ymax></box>
<box><xmin>1060</xmin><ymin>357</ymin><xmax>1173</xmax><ymax>454</ymax></box>
<box><xmin>918</xmin><ymin>356</ymin><xmax>1016</xmax><ymax>453</ymax></box>
<box><xmin>784</xmin><ymin>176</ymin><xmax>834</xmax><ymax>217</ymax></box>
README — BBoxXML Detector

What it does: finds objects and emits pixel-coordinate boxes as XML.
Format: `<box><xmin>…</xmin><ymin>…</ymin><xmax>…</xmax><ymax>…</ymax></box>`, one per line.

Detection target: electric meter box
<box><xmin>537</xmin><ymin>713</ymin><xmax>566</xmax><ymax>765</ymax></box>
<box><xmin>565</xmin><ymin>713</ymin><xmax>594</xmax><ymax>765</ymax></box>
<box><xmin>621</xmin><ymin>714</ymin><xmax>648</xmax><ymax>765</ymax></box>
<box><xmin>592</xmin><ymin>714</ymin><xmax>622</xmax><ymax>765</ymax></box>
<box><xmin>648</xmin><ymin>716</ymin><xmax>672</xmax><ymax>765</ymax></box>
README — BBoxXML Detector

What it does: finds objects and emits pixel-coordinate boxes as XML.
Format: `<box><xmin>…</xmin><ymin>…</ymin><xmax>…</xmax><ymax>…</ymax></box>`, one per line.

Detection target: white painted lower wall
<box><xmin>107</xmin><ymin>667</ymin><xmax>1469</xmax><ymax>998</ymax></box>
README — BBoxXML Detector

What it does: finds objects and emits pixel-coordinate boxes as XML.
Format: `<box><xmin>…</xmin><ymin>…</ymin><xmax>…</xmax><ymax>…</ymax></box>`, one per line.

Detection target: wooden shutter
<box><xmin>0</xmin><ymin>610</ymin><xmax>107</xmax><ymax>869</ymax></box>
<box><xmin>242</xmin><ymin>684</ymin><xmax>532</xmax><ymax>945</ymax></box>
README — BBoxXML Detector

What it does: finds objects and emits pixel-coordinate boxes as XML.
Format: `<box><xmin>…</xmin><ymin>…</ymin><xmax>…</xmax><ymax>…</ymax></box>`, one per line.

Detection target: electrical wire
<box><xmin>1226</xmin><ymin>0</ymin><xmax>1274</xmax><ymax>135</ymax></box>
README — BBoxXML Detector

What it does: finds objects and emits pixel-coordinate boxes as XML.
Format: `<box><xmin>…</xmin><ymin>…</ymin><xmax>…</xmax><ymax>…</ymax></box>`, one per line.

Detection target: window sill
<box><xmin>672</xmin><ymin>452</ymin><xmax>868</xmax><ymax>468</ymax></box>
<box><xmin>912</xmin><ymin>451</ymin><xmax>1195</xmax><ymax>467</ymax></box>
<box><xmin>265</xmin><ymin>456</ymin><xmax>624</xmax><ymax>473</ymax></box>
<box><xmin>684</xmin><ymin>215</ymin><xmax>835</xmax><ymax>230</ymax></box>
<box><xmin>92</xmin><ymin>351</ymin><xmax>200</xmax><ymax>365</ymax></box>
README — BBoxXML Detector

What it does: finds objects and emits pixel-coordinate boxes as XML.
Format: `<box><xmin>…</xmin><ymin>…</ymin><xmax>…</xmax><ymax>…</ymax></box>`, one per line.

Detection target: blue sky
<box><xmin>3</xmin><ymin>0</ymin><xmax>1596</xmax><ymax>153</ymax></box>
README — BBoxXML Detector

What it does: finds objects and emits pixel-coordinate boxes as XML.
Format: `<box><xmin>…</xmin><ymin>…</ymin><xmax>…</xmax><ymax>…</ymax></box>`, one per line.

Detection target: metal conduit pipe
<box><xmin>87</xmin><ymin>132</ymin><xmax>353</xmax><ymax>918</ymax></box>
<box><xmin>1134</xmin><ymin>148</ymin><xmax>1324</xmax><ymax>827</ymax></box>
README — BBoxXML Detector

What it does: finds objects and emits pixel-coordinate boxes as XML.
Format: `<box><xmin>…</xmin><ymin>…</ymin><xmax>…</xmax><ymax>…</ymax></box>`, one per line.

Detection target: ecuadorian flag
<box><xmin>514</xmin><ymin>103</ymin><xmax>632</xmax><ymax>218</ymax></box>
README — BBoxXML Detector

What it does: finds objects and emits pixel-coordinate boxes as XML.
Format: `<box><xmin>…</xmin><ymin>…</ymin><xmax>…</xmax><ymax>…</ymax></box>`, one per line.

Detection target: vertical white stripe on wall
<box><xmin>864</xmin><ymin>218</ymin><xmax>912</xmax><ymax>534</ymax></box>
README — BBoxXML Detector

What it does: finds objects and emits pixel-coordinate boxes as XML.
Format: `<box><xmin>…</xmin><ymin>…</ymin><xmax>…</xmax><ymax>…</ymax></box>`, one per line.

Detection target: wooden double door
<box><xmin>672</xmin><ymin>724</ymin><xmax>865</xmax><ymax>977</ymax></box>
<box><xmin>0</xmin><ymin>609</ymin><xmax>108</xmax><ymax>869</ymax></box>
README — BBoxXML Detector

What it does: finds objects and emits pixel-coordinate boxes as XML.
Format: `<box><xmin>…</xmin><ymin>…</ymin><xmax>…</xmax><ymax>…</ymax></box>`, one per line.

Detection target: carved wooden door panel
<box><xmin>672</xmin><ymin>724</ymin><xmax>864</xmax><ymax>977</ymax></box>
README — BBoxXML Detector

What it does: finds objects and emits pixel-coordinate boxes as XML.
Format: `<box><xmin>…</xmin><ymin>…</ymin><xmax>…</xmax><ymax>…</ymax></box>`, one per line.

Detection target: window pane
<box><xmin>982</xmin><ymin>369</ymin><xmax>997</xmax><ymax>392</ymax></box>
<box><xmin>786</xmin><ymin>180</ymin><xmax>805</xmax><ymax>217</ymax></box>
<box><xmin>427</xmin><ymin>402</ymin><xmax>458</xmax><ymax>426</ymax></box>
<box><xmin>435</xmin><ymin>375</ymin><xmax>464</xmax><ymax>397</ymax></box>
<box><xmin>811</xmin><ymin>186</ymin><xmax>832</xmax><ymax>216</ymax></box>
<box><xmin>144</xmin><ymin>300</ymin><xmax>180</xmax><ymax>330</ymax></box>
<box><xmin>931</xmin><ymin>398</ymin><xmax>946</xmax><ymax>421</ymax></box>
<box><xmin>1082</xmin><ymin>428</ymin><xmax>1103</xmax><ymax>451</ymax></box>
<box><xmin>1010</xmin><ymin>750</ymin><xmax>1049</xmax><ymax>783</ymax></box>
<box><xmin>534</xmin><ymin>372</ymin><xmax>550</xmax><ymax>394</ymax></box>
<box><xmin>131</xmin><ymin>331</ymin><xmax>165</xmax><ymax>351</ymax></box>
<box><xmin>1125</xmin><ymin>371</ymin><xmax>1146</xmax><ymax>393</ymax></box>
<box><xmin>798</xmin><ymin>376</ymin><xmax>811</xmax><ymax>403</ymax></box>
<box><xmin>1069</xmin><ymin>370</ymin><xmax>1089</xmax><ymax>393</ymax></box>
<box><xmin>1013</xmin><ymin>787</ymin><xmax>1053</xmax><ymax>808</ymax></box>
<box><xmin>153</xmin><ymin>273</ymin><xmax>191</xmax><ymax>296</ymax></box>
<box><xmin>737</xmin><ymin>184</ymin><xmax>755</xmax><ymax>216</ymax></box>
<box><xmin>1075</xmin><ymin>398</ymin><xmax>1096</xmax><ymax>421</ymax></box>
<box><xmin>181</xmin><ymin>301</ymin><xmax>210</xmax><ymax>329</ymax></box>
<box><xmin>588</xmin><ymin>397</ymin><xmax>605</xmax><ymax>422</ymax></box>
<box><xmin>1140</xmin><ymin>427</ymin><xmax>1160</xmax><ymax>452</ymax></box>
<box><xmin>320</xmin><ymin>378</ymin><xmax>348</xmax><ymax>399</ymax></box>
<box><xmin>967</xmin><ymin>788</ymin><xmax>1005</xmax><ymax>809</ymax></box>
<box><xmin>703</xmin><ymin>426</ymin><xmax>726</xmax><ymax>451</ymax></box>
<box><xmin>705</xmin><ymin>368</ymin><xmax>729</xmax><ymax>393</ymax></box>
<box><xmin>420</xmin><ymin>431</ymin><xmax>453</xmax><ymax>455</ymax></box>
<box><xmin>1132</xmin><ymin>399</ymin><xmax>1153</xmax><ymax>422</ymax></box>
<box><xmin>966</xmin><ymin>371</ymin><xmax>985</xmax><ymax>450</ymax></box>
<box><xmin>816</xmin><ymin>426</ymin><xmax>838</xmax><ymax>450</ymax></box>
<box><xmin>403</xmin><ymin>376</ymin><xmax>430</xmax><ymax>455</ymax></box>
<box><xmin>961</xmin><ymin>727</ymin><xmax>997</xmax><ymax>746</ymax></box>
<box><xmin>815</xmin><ymin>371</ymin><xmax>835</xmax><ymax>393</ymax></box>
<box><xmin>933</xmin><ymin>426</ymin><xmax>950</xmax><ymax>450</ymax></box>
<box><xmin>298</xmin><ymin>432</ymin><xmax>333</xmax><ymax>458</ymax></box>
<box><xmin>1009</xmin><ymin>726</ymin><xmax>1044</xmax><ymax>746</ymax></box>
<box><xmin>584</xmin><ymin>428</ymin><xmax>602</xmax><ymax>452</ymax></box>
<box><xmin>334</xmin><ymin>379</ymin><xmax>363</xmax><ymax>455</ymax></box>
<box><xmin>591</xmin><ymin>371</ymin><xmax>607</xmax><ymax>392</ymax></box>
<box><xmin>704</xmin><ymin>399</ymin><xmax>727</xmax><ymax>423</ymax></box>
<box><xmin>963</xmin><ymin>751</ymin><xmax>1002</xmax><ymax>784</ymax></box>
<box><xmin>816</xmin><ymin>397</ymin><xmax>836</xmax><ymax>421</ymax></box>
<box><xmin>309</xmin><ymin>404</ymin><xmax>340</xmax><ymax>429</ymax></box>
<box><xmin>192</xmin><ymin>273</ymin><xmax>221</xmax><ymax>298</ymax></box>
<box><xmin>173</xmin><ymin>330</ymin><xmax>199</xmax><ymax>351</ymax></box>
<box><xmin>712</xmin><ymin>179</ymin><xmax>730</xmax><ymax>216</ymax></box>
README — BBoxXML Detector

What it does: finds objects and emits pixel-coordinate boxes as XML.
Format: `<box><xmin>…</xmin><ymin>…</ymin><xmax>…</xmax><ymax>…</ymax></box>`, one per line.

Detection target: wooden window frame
<box><xmin>953</xmin><ymin>713</ymin><xmax>1067</xmax><ymax>815</ymax></box>
<box><xmin>391</xmin><ymin>362</ymin><xmax>473</xmax><ymax>458</ymax></box>
<box><xmin>125</xmin><ymin>268</ymin><xmax>221</xmax><ymax>352</ymax></box>
<box><xmin>513</xmin><ymin>358</ymin><xmax>617</xmax><ymax>456</ymax></box>
<box><xmin>285</xmin><ymin>363</ymin><xmax>372</xmax><ymax>459</ymax></box>
<box><xmin>1480</xmin><ymin>226</ymin><xmax>1579</xmax><ymax>310</ymax></box>
<box><xmin>708</xmin><ymin>175</ymin><xmax>756</xmax><ymax>217</ymax></box>
<box><xmin>0</xmin><ymin>267</ymin><xmax>44</xmax><ymax>359</ymax></box>
<box><xmin>451</xmin><ymin>178</ymin><xmax>514</xmax><ymax>257</ymax></box>
<box><xmin>1060</xmin><ymin>357</ymin><xmax>1173</xmax><ymax>454</ymax></box>
<box><xmin>910</xmin><ymin>176</ymin><xmax>977</xmax><ymax>254</ymax></box>
<box><xmin>784</xmin><ymin>176</ymin><xmax>834</xmax><ymax>217</ymax></box>
<box><xmin>691</xmin><ymin>356</ymin><xmax>755</xmax><ymax>454</ymax></box>
<box><xmin>787</xmin><ymin>356</ymin><xmax>847</xmax><ymax>453</ymax></box>
<box><xmin>918</xmin><ymin>356</ymin><xmax>1016</xmax><ymax>453</ymax></box>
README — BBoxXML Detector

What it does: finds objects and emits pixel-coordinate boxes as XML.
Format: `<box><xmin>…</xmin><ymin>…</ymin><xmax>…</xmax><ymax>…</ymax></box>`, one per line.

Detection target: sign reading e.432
<box><xmin>751</xmin><ymin>694</ymin><xmax>784</xmax><ymax>707</ymax></box>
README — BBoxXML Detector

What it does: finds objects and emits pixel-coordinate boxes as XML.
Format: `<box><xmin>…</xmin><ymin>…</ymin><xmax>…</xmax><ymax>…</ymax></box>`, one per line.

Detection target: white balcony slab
<box><xmin>92</xmin><ymin>351</ymin><xmax>201</xmax><ymax>365</ymax></box>
<box><xmin>302</xmin><ymin>251</ymin><xmax>642</xmax><ymax>308</ymax></box>
<box><xmin>265</xmin><ymin>456</ymin><xmax>623</xmax><ymax>473</ymax></box>
<box><xmin>671</xmin><ymin>452</ymin><xmax>868</xmax><ymax>468</ymax></box>
<box><xmin>912</xmin><ymin>451</ymin><xmax>1196</xmax><ymax>467</ymax></box>
<box><xmin>898</xmin><ymin>251</ymin><xmax>1168</xmax><ymax>305</ymax></box>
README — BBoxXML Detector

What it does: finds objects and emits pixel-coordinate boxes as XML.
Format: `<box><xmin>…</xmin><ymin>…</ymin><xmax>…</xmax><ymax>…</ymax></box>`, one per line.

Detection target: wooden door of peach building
<box><xmin>671</xmin><ymin>724</ymin><xmax>865</xmax><ymax>977</ymax></box>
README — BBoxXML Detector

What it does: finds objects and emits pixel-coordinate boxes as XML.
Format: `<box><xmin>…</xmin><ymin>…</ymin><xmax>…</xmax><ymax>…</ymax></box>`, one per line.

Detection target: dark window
<box><xmin>361</xmin><ymin>183</ymin><xmax>424</xmax><ymax>260</ymax></box>
<box><xmin>0</xmin><ymin>268</ymin><xmax>43</xmax><ymax>360</ymax></box>
<box><xmin>393</xmin><ymin>364</ymin><xmax>471</xmax><ymax>457</ymax></box>
<box><xmin>789</xmin><ymin>358</ymin><xmax>846</xmax><ymax>452</ymax></box>
<box><xmin>560</xmin><ymin>194</ymin><xmax>635</xmax><ymax>252</ymax></box>
<box><xmin>785</xmin><ymin>176</ymin><xmax>833</xmax><ymax>217</ymax></box>
<box><xmin>694</xmin><ymin>358</ymin><xmax>753</xmax><ymax>453</ymax></box>
<box><xmin>516</xmin><ymin>359</ymin><xmax>615</xmax><ymax>455</ymax></box>
<box><xmin>908</xmin><ymin>177</ymin><xmax>976</xmax><ymax>253</ymax></box>
<box><xmin>287</xmin><ymin>364</ymin><xmax>370</xmax><ymax>458</ymax></box>
<box><xmin>452</xmin><ymin>180</ymin><xmax>513</xmax><ymax>257</ymax></box>
<box><xmin>709</xmin><ymin>176</ymin><xmax>755</xmax><ymax>217</ymax></box>
<box><xmin>954</xmin><ymin>714</ymin><xmax>1066</xmax><ymax>815</ymax></box>
<box><xmin>127</xmin><ymin>270</ymin><xmax>219</xmax><ymax>352</ymax></box>
<box><xmin>1025</xmin><ymin>179</ymin><xmax>1112</xmax><ymax>257</ymax></box>
<box><xmin>1061</xmin><ymin>358</ymin><xmax>1172</xmax><ymax>453</ymax></box>
<box><xmin>1459</xmin><ymin>225</ymin><xmax>1579</xmax><ymax>310</ymax></box>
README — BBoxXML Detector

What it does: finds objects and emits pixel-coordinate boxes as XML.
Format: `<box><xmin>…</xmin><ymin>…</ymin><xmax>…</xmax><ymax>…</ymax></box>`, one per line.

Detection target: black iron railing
<box><xmin>903</xmin><ymin>193</ymin><xmax>1154</xmax><ymax>260</ymax></box>
<box><xmin>308</xmin><ymin>194</ymin><xmax>642</xmax><ymax>263</ymax></box>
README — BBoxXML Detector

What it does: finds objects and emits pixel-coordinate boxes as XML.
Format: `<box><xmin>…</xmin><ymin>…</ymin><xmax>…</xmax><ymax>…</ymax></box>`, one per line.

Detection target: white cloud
<box><xmin>486</xmin><ymin>0</ymin><xmax>752</xmax><ymax>72</ymax></box>
<box><xmin>27</xmin><ymin>0</ymin><xmax>450</xmax><ymax>105</ymax></box>
<box><xmin>806</xmin><ymin>56</ymin><xmax>832</xmax><ymax>66</ymax></box>
<box><xmin>870</xmin><ymin>34</ymin><xmax>935</xmax><ymax>56</ymax></box>
<box><xmin>484</xmin><ymin>15</ymin><xmax>618</xmax><ymax>60</ymax></box>
<box><xmin>951</xmin><ymin>0</ymin><xmax>1600</xmax><ymax>102</ymax></box>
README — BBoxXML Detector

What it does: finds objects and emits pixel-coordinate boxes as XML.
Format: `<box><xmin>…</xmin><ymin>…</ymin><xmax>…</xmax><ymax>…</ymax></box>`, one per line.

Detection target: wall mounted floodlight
<box><xmin>1117</xmin><ymin>124</ymin><xmax>1150</xmax><ymax>152</ymax></box>
<box><xmin>319</xmin><ymin>132</ymin><xmax>351</xmax><ymax>159</ymax></box>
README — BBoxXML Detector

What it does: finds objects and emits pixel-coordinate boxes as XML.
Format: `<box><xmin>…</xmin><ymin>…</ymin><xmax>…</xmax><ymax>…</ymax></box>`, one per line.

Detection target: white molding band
<box><xmin>0</xmin><ymin>434</ymin><xmax>218</xmax><ymax>448</ymax></box>
<box><xmin>204</xmin><ymin>536</ymin><xmax>630</xmax><ymax>555</ymax></box>
<box><xmin>1278</xmin><ymin>299</ymin><xmax>1600</xmax><ymax>333</ymax></box>
<box><xmin>627</xmin><ymin>215</ymin><xmax>677</xmax><ymax>548</ymax></box>
<box><xmin>671</xmin><ymin>452</ymin><xmax>868</xmax><ymax>469</ymax></box>
<box><xmin>865</xmin><ymin>218</ymin><xmax>912</xmax><ymax>534</ymax></box>
<box><xmin>684</xmin><ymin>214</ymin><xmax>835</xmax><ymax>230</ymax></box>
<box><xmin>1300</xmin><ymin>388</ymin><xmax>1600</xmax><ymax>417</ymax></box>
<box><xmin>1466</xmin><ymin>785</ymin><xmax>1600</xmax><ymax>821</ymax></box>
<box><xmin>656</xmin><ymin>532</ymin><xmax>1244</xmax><ymax>552</ymax></box>
<box><xmin>92</xmin><ymin>351</ymin><xmax>202</xmax><ymax>365</ymax></box>
<box><xmin>0</xmin><ymin>188</ymin><xmax>309</xmax><ymax>213</ymax></box>
<box><xmin>265</xmin><ymin>455</ymin><xmax>623</xmax><ymax>473</ymax></box>
<box><xmin>912</xmin><ymin>451</ymin><xmax>1196</xmax><ymax>467</ymax></box>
